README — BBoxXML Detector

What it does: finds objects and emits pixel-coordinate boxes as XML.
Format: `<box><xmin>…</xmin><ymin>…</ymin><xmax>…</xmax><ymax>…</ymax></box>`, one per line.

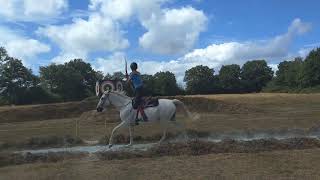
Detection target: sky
<box><xmin>0</xmin><ymin>0</ymin><xmax>319</xmax><ymax>85</ymax></box>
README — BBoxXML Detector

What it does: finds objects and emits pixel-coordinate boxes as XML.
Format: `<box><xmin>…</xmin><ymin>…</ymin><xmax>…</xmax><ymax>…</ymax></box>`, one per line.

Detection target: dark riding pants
<box><xmin>133</xmin><ymin>86</ymin><xmax>144</xmax><ymax>109</ymax></box>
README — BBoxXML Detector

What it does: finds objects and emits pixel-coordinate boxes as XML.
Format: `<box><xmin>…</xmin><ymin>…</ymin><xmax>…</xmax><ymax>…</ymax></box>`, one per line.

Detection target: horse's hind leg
<box><xmin>158</xmin><ymin>119</ymin><xmax>169</xmax><ymax>145</ymax></box>
<box><xmin>158</xmin><ymin>127</ymin><xmax>167</xmax><ymax>145</ymax></box>
<box><xmin>172</xmin><ymin>121</ymin><xmax>189</xmax><ymax>143</ymax></box>
<box><xmin>108</xmin><ymin>121</ymin><xmax>125</xmax><ymax>148</ymax></box>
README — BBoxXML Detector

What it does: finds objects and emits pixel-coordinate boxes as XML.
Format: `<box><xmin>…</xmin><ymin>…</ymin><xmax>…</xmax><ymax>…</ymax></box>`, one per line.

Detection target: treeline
<box><xmin>0</xmin><ymin>47</ymin><xmax>320</xmax><ymax>105</ymax></box>
<box><xmin>0</xmin><ymin>47</ymin><xmax>103</xmax><ymax>105</ymax></box>
<box><xmin>264</xmin><ymin>48</ymin><xmax>320</xmax><ymax>93</ymax></box>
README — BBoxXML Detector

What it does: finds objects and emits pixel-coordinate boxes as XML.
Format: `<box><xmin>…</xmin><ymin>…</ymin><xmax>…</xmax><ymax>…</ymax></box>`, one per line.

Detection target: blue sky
<box><xmin>0</xmin><ymin>0</ymin><xmax>319</xmax><ymax>84</ymax></box>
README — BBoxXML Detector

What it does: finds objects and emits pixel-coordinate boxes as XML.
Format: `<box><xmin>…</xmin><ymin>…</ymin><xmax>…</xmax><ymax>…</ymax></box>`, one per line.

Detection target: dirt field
<box><xmin>1</xmin><ymin>93</ymin><xmax>320</xmax><ymax>179</ymax></box>
<box><xmin>1</xmin><ymin>93</ymin><xmax>320</xmax><ymax>144</ymax></box>
<box><xmin>1</xmin><ymin>149</ymin><xmax>320</xmax><ymax>180</ymax></box>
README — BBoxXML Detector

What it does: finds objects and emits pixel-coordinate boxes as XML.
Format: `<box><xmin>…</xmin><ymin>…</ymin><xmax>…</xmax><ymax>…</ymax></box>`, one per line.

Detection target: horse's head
<box><xmin>96</xmin><ymin>90</ymin><xmax>111</xmax><ymax>112</ymax></box>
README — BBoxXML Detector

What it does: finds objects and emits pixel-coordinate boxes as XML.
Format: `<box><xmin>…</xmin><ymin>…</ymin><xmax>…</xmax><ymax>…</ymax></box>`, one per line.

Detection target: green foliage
<box><xmin>17</xmin><ymin>87</ymin><xmax>62</xmax><ymax>104</ymax></box>
<box><xmin>218</xmin><ymin>64</ymin><xmax>242</xmax><ymax>93</ymax></box>
<box><xmin>240</xmin><ymin>60</ymin><xmax>274</xmax><ymax>92</ymax></box>
<box><xmin>3</xmin><ymin>46</ymin><xmax>320</xmax><ymax>106</ymax></box>
<box><xmin>301</xmin><ymin>48</ymin><xmax>320</xmax><ymax>87</ymax></box>
<box><xmin>184</xmin><ymin>65</ymin><xmax>216</xmax><ymax>94</ymax></box>
<box><xmin>0</xmin><ymin>57</ymin><xmax>38</xmax><ymax>104</ymax></box>
<box><xmin>153</xmin><ymin>71</ymin><xmax>179</xmax><ymax>96</ymax></box>
<box><xmin>275</xmin><ymin>57</ymin><xmax>303</xmax><ymax>88</ymax></box>
<box><xmin>0</xmin><ymin>47</ymin><xmax>8</xmax><ymax>63</ymax></box>
<box><xmin>39</xmin><ymin>59</ymin><xmax>101</xmax><ymax>101</ymax></box>
<box><xmin>264</xmin><ymin>48</ymin><xmax>320</xmax><ymax>93</ymax></box>
<box><xmin>141</xmin><ymin>74</ymin><xmax>155</xmax><ymax>96</ymax></box>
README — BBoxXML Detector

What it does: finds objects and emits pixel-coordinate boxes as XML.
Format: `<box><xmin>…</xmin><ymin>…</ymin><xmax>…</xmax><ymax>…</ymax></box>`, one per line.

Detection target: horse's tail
<box><xmin>172</xmin><ymin>99</ymin><xmax>199</xmax><ymax>121</ymax></box>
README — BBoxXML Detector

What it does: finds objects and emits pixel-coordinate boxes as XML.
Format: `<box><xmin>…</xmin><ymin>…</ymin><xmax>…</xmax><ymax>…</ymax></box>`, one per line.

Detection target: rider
<box><xmin>127</xmin><ymin>62</ymin><xmax>148</xmax><ymax>124</ymax></box>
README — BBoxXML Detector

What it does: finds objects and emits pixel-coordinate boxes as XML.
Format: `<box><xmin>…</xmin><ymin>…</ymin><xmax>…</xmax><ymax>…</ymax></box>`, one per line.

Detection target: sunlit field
<box><xmin>1</xmin><ymin>93</ymin><xmax>320</xmax><ymax>179</ymax></box>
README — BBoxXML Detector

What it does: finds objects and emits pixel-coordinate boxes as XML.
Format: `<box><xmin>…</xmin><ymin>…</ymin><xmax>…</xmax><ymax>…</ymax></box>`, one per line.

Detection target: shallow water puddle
<box><xmin>16</xmin><ymin>128</ymin><xmax>320</xmax><ymax>155</ymax></box>
<box><xmin>18</xmin><ymin>143</ymin><xmax>156</xmax><ymax>154</ymax></box>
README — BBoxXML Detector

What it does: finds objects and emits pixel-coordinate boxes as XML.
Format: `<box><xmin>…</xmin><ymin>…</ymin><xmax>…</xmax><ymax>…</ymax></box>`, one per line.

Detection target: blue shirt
<box><xmin>130</xmin><ymin>72</ymin><xmax>143</xmax><ymax>89</ymax></box>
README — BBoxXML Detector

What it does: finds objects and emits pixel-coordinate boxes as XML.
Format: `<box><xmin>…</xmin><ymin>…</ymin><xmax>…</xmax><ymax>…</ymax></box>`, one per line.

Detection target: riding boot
<box><xmin>135</xmin><ymin>109</ymin><xmax>139</xmax><ymax>125</ymax></box>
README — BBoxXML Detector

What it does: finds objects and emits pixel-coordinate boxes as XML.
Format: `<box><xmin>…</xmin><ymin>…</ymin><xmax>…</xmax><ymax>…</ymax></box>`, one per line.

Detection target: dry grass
<box><xmin>0</xmin><ymin>152</ymin><xmax>87</xmax><ymax>167</ymax></box>
<box><xmin>0</xmin><ymin>97</ymin><xmax>99</xmax><ymax>123</ymax></box>
<box><xmin>2</xmin><ymin>93</ymin><xmax>320</xmax><ymax>146</ymax></box>
<box><xmin>1</xmin><ymin>93</ymin><xmax>320</xmax><ymax>179</ymax></box>
<box><xmin>1</xmin><ymin>148</ymin><xmax>320</xmax><ymax>180</ymax></box>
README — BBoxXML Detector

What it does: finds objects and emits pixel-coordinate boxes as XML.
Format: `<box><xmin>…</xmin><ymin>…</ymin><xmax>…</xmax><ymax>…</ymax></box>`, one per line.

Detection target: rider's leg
<box><xmin>134</xmin><ymin>88</ymin><xmax>142</xmax><ymax>124</ymax></box>
<box><xmin>140</xmin><ymin>108</ymin><xmax>148</xmax><ymax>121</ymax></box>
<box><xmin>135</xmin><ymin>107</ymin><xmax>140</xmax><ymax>125</ymax></box>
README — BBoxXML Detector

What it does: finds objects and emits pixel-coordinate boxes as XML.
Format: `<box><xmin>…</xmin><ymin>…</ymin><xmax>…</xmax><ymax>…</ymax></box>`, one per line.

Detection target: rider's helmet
<box><xmin>130</xmin><ymin>62</ymin><xmax>138</xmax><ymax>71</ymax></box>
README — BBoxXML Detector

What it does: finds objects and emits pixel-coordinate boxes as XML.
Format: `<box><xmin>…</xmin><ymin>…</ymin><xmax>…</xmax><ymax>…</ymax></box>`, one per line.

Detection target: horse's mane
<box><xmin>110</xmin><ymin>91</ymin><xmax>132</xmax><ymax>100</ymax></box>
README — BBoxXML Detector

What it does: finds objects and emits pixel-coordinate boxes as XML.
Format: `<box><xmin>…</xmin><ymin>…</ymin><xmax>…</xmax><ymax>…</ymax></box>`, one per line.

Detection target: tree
<box><xmin>275</xmin><ymin>57</ymin><xmax>303</xmax><ymax>88</ymax></box>
<box><xmin>0</xmin><ymin>47</ymin><xmax>8</xmax><ymax>63</ymax></box>
<box><xmin>66</xmin><ymin>59</ymin><xmax>101</xmax><ymax>93</ymax></box>
<box><xmin>301</xmin><ymin>48</ymin><xmax>320</xmax><ymax>87</ymax></box>
<box><xmin>184</xmin><ymin>65</ymin><xmax>216</xmax><ymax>94</ymax></box>
<box><xmin>0</xmin><ymin>57</ymin><xmax>38</xmax><ymax>104</ymax></box>
<box><xmin>218</xmin><ymin>64</ymin><xmax>242</xmax><ymax>93</ymax></box>
<box><xmin>40</xmin><ymin>59</ymin><xmax>101</xmax><ymax>101</ymax></box>
<box><xmin>141</xmin><ymin>74</ymin><xmax>155</xmax><ymax>96</ymax></box>
<box><xmin>0</xmin><ymin>47</ymin><xmax>9</xmax><ymax>83</ymax></box>
<box><xmin>240</xmin><ymin>60</ymin><xmax>273</xmax><ymax>92</ymax></box>
<box><xmin>111</xmin><ymin>71</ymin><xmax>126</xmax><ymax>80</ymax></box>
<box><xmin>153</xmin><ymin>71</ymin><xmax>179</xmax><ymax>96</ymax></box>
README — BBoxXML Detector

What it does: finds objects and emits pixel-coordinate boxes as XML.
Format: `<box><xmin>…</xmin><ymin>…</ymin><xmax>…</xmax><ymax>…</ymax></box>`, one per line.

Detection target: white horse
<box><xmin>96</xmin><ymin>90</ymin><xmax>194</xmax><ymax>148</ymax></box>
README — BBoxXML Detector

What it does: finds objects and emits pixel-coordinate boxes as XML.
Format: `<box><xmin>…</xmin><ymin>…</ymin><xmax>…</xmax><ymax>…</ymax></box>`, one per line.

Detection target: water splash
<box><xmin>17</xmin><ymin>127</ymin><xmax>320</xmax><ymax>154</ymax></box>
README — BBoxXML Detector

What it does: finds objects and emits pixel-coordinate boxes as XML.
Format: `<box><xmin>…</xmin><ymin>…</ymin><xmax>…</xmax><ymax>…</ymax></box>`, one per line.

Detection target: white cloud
<box><xmin>268</xmin><ymin>64</ymin><xmax>279</xmax><ymax>74</ymax></box>
<box><xmin>89</xmin><ymin>0</ymin><xmax>207</xmax><ymax>55</ymax></box>
<box><xmin>94</xmin><ymin>52</ymin><xmax>127</xmax><ymax>74</ymax></box>
<box><xmin>0</xmin><ymin>26</ymin><xmax>50</xmax><ymax>63</ymax></box>
<box><xmin>0</xmin><ymin>0</ymin><xmax>68</xmax><ymax>22</ymax></box>
<box><xmin>38</xmin><ymin>13</ymin><xmax>129</xmax><ymax>62</ymax></box>
<box><xmin>40</xmin><ymin>0</ymin><xmax>166</xmax><ymax>63</ymax></box>
<box><xmin>95</xmin><ymin>18</ymin><xmax>311</xmax><ymax>84</ymax></box>
<box><xmin>183</xmin><ymin>18</ymin><xmax>311</xmax><ymax>67</ymax></box>
<box><xmin>50</xmin><ymin>53</ymin><xmax>80</xmax><ymax>64</ymax></box>
<box><xmin>139</xmin><ymin>6</ymin><xmax>207</xmax><ymax>55</ymax></box>
<box><xmin>89</xmin><ymin>0</ymin><xmax>164</xmax><ymax>21</ymax></box>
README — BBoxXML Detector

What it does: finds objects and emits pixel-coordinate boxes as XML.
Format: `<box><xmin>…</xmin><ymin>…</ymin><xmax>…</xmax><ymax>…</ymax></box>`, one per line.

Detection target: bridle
<box><xmin>100</xmin><ymin>92</ymin><xmax>110</xmax><ymax>107</ymax></box>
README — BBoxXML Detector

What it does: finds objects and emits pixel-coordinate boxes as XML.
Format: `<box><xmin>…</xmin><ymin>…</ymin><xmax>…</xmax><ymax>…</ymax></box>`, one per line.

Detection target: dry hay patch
<box><xmin>0</xmin><ymin>151</ymin><xmax>87</xmax><ymax>167</ymax></box>
<box><xmin>171</xmin><ymin>96</ymin><xmax>259</xmax><ymax>113</ymax></box>
<box><xmin>0</xmin><ymin>135</ymin><xmax>83</xmax><ymax>150</ymax></box>
<box><xmin>78</xmin><ymin>109</ymin><xmax>119</xmax><ymax>124</ymax></box>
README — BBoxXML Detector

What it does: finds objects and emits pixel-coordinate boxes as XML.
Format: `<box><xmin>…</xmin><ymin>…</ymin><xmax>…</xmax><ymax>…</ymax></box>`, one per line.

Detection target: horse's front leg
<box><xmin>108</xmin><ymin>121</ymin><xmax>125</xmax><ymax>148</ymax></box>
<box><xmin>126</xmin><ymin>124</ymin><xmax>134</xmax><ymax>147</ymax></box>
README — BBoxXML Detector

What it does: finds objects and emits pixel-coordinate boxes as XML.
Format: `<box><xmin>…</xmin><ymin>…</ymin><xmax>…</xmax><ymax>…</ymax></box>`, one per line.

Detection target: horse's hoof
<box><xmin>109</xmin><ymin>144</ymin><xmax>113</xmax><ymax>148</ymax></box>
<box><xmin>125</xmin><ymin>144</ymin><xmax>132</xmax><ymax>147</ymax></box>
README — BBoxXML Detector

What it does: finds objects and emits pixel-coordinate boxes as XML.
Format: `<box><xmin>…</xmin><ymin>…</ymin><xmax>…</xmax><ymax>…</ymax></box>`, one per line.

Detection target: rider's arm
<box><xmin>127</xmin><ymin>73</ymin><xmax>133</xmax><ymax>88</ymax></box>
<box><xmin>127</xmin><ymin>74</ymin><xmax>132</xmax><ymax>83</ymax></box>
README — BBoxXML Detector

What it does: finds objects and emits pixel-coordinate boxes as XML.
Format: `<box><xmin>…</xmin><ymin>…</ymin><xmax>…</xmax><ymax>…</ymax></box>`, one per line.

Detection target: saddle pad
<box><xmin>145</xmin><ymin>98</ymin><xmax>159</xmax><ymax>108</ymax></box>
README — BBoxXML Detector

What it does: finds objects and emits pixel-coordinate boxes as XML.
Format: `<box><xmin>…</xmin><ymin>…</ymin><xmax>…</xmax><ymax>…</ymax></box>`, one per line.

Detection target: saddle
<box><xmin>132</xmin><ymin>97</ymin><xmax>159</xmax><ymax>110</ymax></box>
<box><xmin>132</xmin><ymin>97</ymin><xmax>159</xmax><ymax>125</ymax></box>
